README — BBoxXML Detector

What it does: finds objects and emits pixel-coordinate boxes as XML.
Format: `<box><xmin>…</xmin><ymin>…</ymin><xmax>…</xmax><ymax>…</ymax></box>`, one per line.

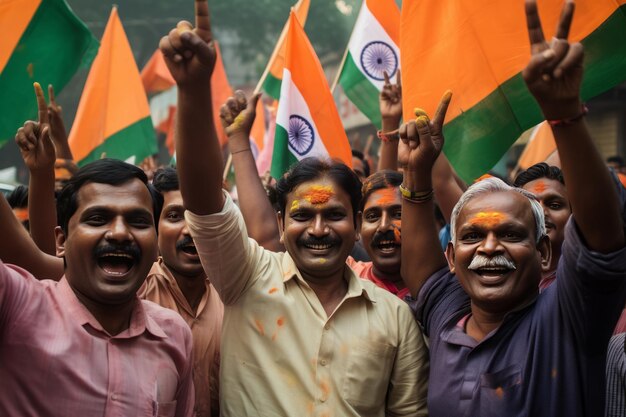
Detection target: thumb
<box><xmin>40</xmin><ymin>125</ymin><xmax>56</xmax><ymax>157</ymax></box>
<box><xmin>247</xmin><ymin>93</ymin><xmax>262</xmax><ymax>118</ymax></box>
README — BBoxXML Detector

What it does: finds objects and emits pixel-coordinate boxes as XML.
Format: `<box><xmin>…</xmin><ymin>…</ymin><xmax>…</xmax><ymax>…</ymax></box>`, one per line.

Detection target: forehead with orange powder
<box><xmin>289</xmin><ymin>184</ymin><xmax>335</xmax><ymax>213</ymax></box>
<box><xmin>468</xmin><ymin>211</ymin><xmax>508</xmax><ymax>228</ymax></box>
<box><xmin>530</xmin><ymin>180</ymin><xmax>547</xmax><ymax>194</ymax></box>
<box><xmin>367</xmin><ymin>187</ymin><xmax>400</xmax><ymax>207</ymax></box>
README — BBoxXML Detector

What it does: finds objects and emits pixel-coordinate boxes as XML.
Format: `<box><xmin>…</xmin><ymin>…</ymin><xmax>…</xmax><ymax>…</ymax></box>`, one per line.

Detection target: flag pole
<box><xmin>330</xmin><ymin>45</ymin><xmax>349</xmax><ymax>94</ymax></box>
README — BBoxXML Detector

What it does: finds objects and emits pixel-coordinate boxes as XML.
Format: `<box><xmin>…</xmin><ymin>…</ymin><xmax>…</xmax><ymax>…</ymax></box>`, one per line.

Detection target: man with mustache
<box><xmin>159</xmin><ymin>1</ymin><xmax>428</xmax><ymax>415</ymax></box>
<box><xmin>140</xmin><ymin>167</ymin><xmax>224</xmax><ymax>417</ymax></box>
<box><xmin>0</xmin><ymin>159</ymin><xmax>194</xmax><ymax>416</ymax></box>
<box><xmin>401</xmin><ymin>1</ymin><xmax>626</xmax><ymax>415</ymax></box>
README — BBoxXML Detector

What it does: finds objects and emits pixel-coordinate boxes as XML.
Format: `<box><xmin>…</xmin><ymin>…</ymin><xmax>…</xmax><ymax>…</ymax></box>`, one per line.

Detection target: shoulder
<box><xmin>362</xmin><ymin>279</ymin><xmax>414</xmax><ymax>318</ymax></box>
<box><xmin>142</xmin><ymin>300</ymin><xmax>191</xmax><ymax>338</ymax></box>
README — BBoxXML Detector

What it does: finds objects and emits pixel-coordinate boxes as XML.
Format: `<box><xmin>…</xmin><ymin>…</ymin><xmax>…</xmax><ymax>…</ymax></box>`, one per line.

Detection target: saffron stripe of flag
<box><xmin>271</xmin><ymin>10</ymin><xmax>352</xmax><ymax>179</ymax></box>
<box><xmin>69</xmin><ymin>7</ymin><xmax>156</xmax><ymax>166</ymax></box>
<box><xmin>401</xmin><ymin>0</ymin><xmax>626</xmax><ymax>182</ymax></box>
<box><xmin>0</xmin><ymin>0</ymin><xmax>98</xmax><ymax>147</ymax></box>
<box><xmin>337</xmin><ymin>0</ymin><xmax>400</xmax><ymax>129</ymax></box>
<box><xmin>259</xmin><ymin>0</ymin><xmax>310</xmax><ymax>100</ymax></box>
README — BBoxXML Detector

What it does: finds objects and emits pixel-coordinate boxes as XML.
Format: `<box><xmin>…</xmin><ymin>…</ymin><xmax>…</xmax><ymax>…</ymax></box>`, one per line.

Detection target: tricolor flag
<box><xmin>517</xmin><ymin>122</ymin><xmax>556</xmax><ymax>170</ymax></box>
<box><xmin>271</xmin><ymin>10</ymin><xmax>352</xmax><ymax>179</ymax></box>
<box><xmin>259</xmin><ymin>0</ymin><xmax>310</xmax><ymax>99</ymax></box>
<box><xmin>337</xmin><ymin>0</ymin><xmax>400</xmax><ymax>128</ymax></box>
<box><xmin>69</xmin><ymin>7</ymin><xmax>156</xmax><ymax>166</ymax></box>
<box><xmin>401</xmin><ymin>0</ymin><xmax>626</xmax><ymax>182</ymax></box>
<box><xmin>0</xmin><ymin>0</ymin><xmax>97</xmax><ymax>147</ymax></box>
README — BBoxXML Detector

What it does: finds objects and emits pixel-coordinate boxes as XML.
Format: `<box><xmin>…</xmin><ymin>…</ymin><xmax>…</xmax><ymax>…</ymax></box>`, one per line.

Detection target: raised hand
<box><xmin>220</xmin><ymin>90</ymin><xmax>261</xmax><ymax>139</ymax></box>
<box><xmin>522</xmin><ymin>0</ymin><xmax>583</xmax><ymax>120</ymax></box>
<box><xmin>399</xmin><ymin>91</ymin><xmax>452</xmax><ymax>176</ymax></box>
<box><xmin>380</xmin><ymin>69</ymin><xmax>402</xmax><ymax>124</ymax></box>
<box><xmin>46</xmin><ymin>84</ymin><xmax>68</xmax><ymax>145</ymax></box>
<box><xmin>15</xmin><ymin>83</ymin><xmax>56</xmax><ymax>172</ymax></box>
<box><xmin>159</xmin><ymin>0</ymin><xmax>216</xmax><ymax>87</ymax></box>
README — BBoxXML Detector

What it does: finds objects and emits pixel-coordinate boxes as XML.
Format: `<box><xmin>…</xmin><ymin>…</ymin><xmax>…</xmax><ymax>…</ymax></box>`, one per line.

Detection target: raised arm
<box><xmin>15</xmin><ymin>83</ymin><xmax>58</xmax><ymax>255</ymax></box>
<box><xmin>159</xmin><ymin>0</ymin><xmax>222</xmax><ymax>215</ymax></box>
<box><xmin>46</xmin><ymin>84</ymin><xmax>73</xmax><ymax>160</ymax></box>
<box><xmin>220</xmin><ymin>91</ymin><xmax>283</xmax><ymax>251</ymax></box>
<box><xmin>400</xmin><ymin>92</ymin><xmax>452</xmax><ymax>297</ymax></box>
<box><xmin>378</xmin><ymin>70</ymin><xmax>403</xmax><ymax>172</ymax></box>
<box><xmin>0</xmin><ymin>192</ymin><xmax>63</xmax><ymax>280</ymax></box>
<box><xmin>522</xmin><ymin>0</ymin><xmax>624</xmax><ymax>252</ymax></box>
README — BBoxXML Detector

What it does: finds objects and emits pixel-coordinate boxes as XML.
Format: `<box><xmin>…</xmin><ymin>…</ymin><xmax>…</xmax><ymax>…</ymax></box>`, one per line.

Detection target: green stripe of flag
<box><xmin>77</xmin><ymin>117</ymin><xmax>157</xmax><ymax>167</ymax></box>
<box><xmin>339</xmin><ymin>52</ymin><xmax>383</xmax><ymax>129</ymax></box>
<box><xmin>262</xmin><ymin>72</ymin><xmax>282</xmax><ymax>101</ymax></box>
<box><xmin>271</xmin><ymin>123</ymin><xmax>298</xmax><ymax>179</ymax></box>
<box><xmin>0</xmin><ymin>0</ymin><xmax>98</xmax><ymax>147</ymax></box>
<box><xmin>445</xmin><ymin>4</ymin><xmax>626</xmax><ymax>182</ymax></box>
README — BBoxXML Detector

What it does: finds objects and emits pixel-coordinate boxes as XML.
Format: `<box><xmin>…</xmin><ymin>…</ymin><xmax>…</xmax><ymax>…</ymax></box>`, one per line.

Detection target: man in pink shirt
<box><xmin>0</xmin><ymin>159</ymin><xmax>194</xmax><ymax>417</ymax></box>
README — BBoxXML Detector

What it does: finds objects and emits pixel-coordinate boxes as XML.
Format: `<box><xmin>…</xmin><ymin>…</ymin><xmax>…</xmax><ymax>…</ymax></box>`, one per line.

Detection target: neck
<box><xmin>171</xmin><ymin>269</ymin><xmax>207</xmax><ymax>313</ymax></box>
<box><xmin>302</xmin><ymin>268</ymin><xmax>348</xmax><ymax>317</ymax></box>
<box><xmin>466</xmin><ymin>305</ymin><xmax>506</xmax><ymax>342</ymax></box>
<box><xmin>372</xmin><ymin>264</ymin><xmax>404</xmax><ymax>288</ymax></box>
<box><xmin>73</xmin><ymin>291</ymin><xmax>135</xmax><ymax>336</ymax></box>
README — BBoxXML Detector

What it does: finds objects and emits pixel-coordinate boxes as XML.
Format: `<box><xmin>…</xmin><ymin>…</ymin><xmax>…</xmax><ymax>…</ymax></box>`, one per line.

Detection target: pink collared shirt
<box><xmin>0</xmin><ymin>260</ymin><xmax>194</xmax><ymax>417</ymax></box>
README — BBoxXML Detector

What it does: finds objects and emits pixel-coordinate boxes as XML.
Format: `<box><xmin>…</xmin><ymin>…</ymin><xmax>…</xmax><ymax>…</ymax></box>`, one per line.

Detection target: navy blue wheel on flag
<box><xmin>360</xmin><ymin>41</ymin><xmax>398</xmax><ymax>81</ymax></box>
<box><xmin>288</xmin><ymin>115</ymin><xmax>315</xmax><ymax>156</ymax></box>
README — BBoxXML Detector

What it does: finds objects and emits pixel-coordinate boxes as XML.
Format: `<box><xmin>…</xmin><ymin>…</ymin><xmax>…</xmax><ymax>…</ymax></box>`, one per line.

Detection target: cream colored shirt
<box><xmin>185</xmin><ymin>193</ymin><xmax>428</xmax><ymax>417</ymax></box>
<box><xmin>139</xmin><ymin>258</ymin><xmax>224</xmax><ymax>417</ymax></box>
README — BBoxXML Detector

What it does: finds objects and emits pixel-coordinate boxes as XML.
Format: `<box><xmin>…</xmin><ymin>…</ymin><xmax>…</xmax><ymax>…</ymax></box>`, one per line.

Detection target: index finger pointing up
<box><xmin>195</xmin><ymin>0</ymin><xmax>212</xmax><ymax>42</ymax></box>
<box><xmin>525</xmin><ymin>0</ymin><xmax>546</xmax><ymax>48</ymax></box>
<box><xmin>33</xmin><ymin>82</ymin><xmax>49</xmax><ymax>124</ymax></box>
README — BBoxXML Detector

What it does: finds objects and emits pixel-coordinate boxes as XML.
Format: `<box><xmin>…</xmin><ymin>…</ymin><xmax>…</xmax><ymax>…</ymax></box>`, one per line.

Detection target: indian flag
<box><xmin>69</xmin><ymin>7</ymin><xmax>156</xmax><ymax>166</ymax></box>
<box><xmin>259</xmin><ymin>0</ymin><xmax>310</xmax><ymax>99</ymax></box>
<box><xmin>0</xmin><ymin>0</ymin><xmax>97</xmax><ymax>147</ymax></box>
<box><xmin>401</xmin><ymin>0</ymin><xmax>626</xmax><ymax>182</ymax></box>
<box><xmin>337</xmin><ymin>0</ymin><xmax>400</xmax><ymax>129</ymax></box>
<box><xmin>271</xmin><ymin>10</ymin><xmax>352</xmax><ymax>179</ymax></box>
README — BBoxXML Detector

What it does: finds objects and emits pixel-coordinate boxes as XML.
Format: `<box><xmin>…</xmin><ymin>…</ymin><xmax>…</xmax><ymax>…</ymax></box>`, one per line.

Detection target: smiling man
<box><xmin>0</xmin><ymin>159</ymin><xmax>194</xmax><ymax>416</ymax></box>
<box><xmin>400</xmin><ymin>2</ymin><xmax>626</xmax><ymax>416</ymax></box>
<box><xmin>159</xmin><ymin>1</ymin><xmax>428</xmax><ymax>415</ymax></box>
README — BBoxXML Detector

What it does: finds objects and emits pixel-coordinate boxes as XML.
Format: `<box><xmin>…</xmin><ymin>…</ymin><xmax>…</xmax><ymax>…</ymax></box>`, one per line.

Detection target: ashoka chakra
<box><xmin>288</xmin><ymin>115</ymin><xmax>315</xmax><ymax>156</ymax></box>
<box><xmin>360</xmin><ymin>41</ymin><xmax>398</xmax><ymax>81</ymax></box>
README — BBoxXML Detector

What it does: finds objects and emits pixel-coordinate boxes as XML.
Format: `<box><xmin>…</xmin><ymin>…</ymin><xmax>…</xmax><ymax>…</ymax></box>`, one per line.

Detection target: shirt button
<box><xmin>324</xmin><ymin>324</ymin><xmax>330</xmax><ymax>330</ymax></box>
<box><xmin>320</xmin><ymin>359</ymin><xmax>327</xmax><ymax>366</ymax></box>
<box><xmin>111</xmin><ymin>394</ymin><xmax>118</xmax><ymax>401</ymax></box>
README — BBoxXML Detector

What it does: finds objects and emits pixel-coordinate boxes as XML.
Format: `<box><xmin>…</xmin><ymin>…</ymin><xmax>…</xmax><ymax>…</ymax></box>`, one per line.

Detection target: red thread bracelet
<box><xmin>547</xmin><ymin>104</ymin><xmax>588</xmax><ymax>127</ymax></box>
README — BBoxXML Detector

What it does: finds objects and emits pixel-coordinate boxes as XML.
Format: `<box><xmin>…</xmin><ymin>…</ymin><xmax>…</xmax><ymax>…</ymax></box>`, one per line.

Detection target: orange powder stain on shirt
<box><xmin>495</xmin><ymin>386</ymin><xmax>504</xmax><ymax>399</ymax></box>
<box><xmin>469</xmin><ymin>211</ymin><xmax>507</xmax><ymax>228</ymax></box>
<box><xmin>301</xmin><ymin>185</ymin><xmax>334</xmax><ymax>205</ymax></box>
<box><xmin>371</xmin><ymin>187</ymin><xmax>398</xmax><ymax>206</ymax></box>
<box><xmin>254</xmin><ymin>319</ymin><xmax>265</xmax><ymax>336</ymax></box>
<box><xmin>277</xmin><ymin>317</ymin><xmax>285</xmax><ymax>327</ymax></box>
<box><xmin>268</xmin><ymin>287</ymin><xmax>278</xmax><ymax>294</ymax></box>
<box><xmin>532</xmin><ymin>180</ymin><xmax>547</xmax><ymax>194</ymax></box>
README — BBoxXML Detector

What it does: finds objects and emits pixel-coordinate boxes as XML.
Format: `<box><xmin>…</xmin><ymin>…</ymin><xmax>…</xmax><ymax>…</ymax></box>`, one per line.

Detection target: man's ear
<box><xmin>445</xmin><ymin>241</ymin><xmax>456</xmax><ymax>273</ymax></box>
<box><xmin>537</xmin><ymin>234</ymin><xmax>552</xmax><ymax>272</ymax></box>
<box><xmin>355</xmin><ymin>211</ymin><xmax>362</xmax><ymax>241</ymax></box>
<box><xmin>276</xmin><ymin>211</ymin><xmax>285</xmax><ymax>244</ymax></box>
<box><xmin>55</xmin><ymin>226</ymin><xmax>66</xmax><ymax>258</ymax></box>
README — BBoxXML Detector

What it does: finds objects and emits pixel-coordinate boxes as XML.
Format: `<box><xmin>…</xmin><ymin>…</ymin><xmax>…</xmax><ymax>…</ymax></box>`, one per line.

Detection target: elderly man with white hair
<box><xmin>398</xmin><ymin>1</ymin><xmax>626</xmax><ymax>416</ymax></box>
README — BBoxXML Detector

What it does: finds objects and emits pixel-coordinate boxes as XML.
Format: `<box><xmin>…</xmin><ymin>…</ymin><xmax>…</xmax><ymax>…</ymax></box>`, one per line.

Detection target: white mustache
<box><xmin>468</xmin><ymin>254</ymin><xmax>517</xmax><ymax>271</ymax></box>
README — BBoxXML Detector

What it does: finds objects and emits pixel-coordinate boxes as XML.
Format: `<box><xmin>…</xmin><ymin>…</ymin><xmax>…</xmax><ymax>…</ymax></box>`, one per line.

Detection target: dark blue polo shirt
<box><xmin>411</xmin><ymin>220</ymin><xmax>626</xmax><ymax>417</ymax></box>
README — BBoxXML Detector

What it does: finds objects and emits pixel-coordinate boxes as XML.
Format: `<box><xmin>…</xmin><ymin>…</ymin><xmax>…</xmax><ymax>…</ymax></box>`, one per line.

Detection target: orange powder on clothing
<box><xmin>254</xmin><ymin>319</ymin><xmax>265</xmax><ymax>336</ymax></box>
<box><xmin>301</xmin><ymin>185</ymin><xmax>334</xmax><ymax>205</ymax></box>
<box><xmin>469</xmin><ymin>211</ymin><xmax>507</xmax><ymax>227</ymax></box>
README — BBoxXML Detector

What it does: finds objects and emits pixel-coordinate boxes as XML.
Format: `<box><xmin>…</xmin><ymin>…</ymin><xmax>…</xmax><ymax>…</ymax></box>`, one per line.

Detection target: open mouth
<box><xmin>304</xmin><ymin>243</ymin><xmax>333</xmax><ymax>251</ymax></box>
<box><xmin>97</xmin><ymin>252</ymin><xmax>135</xmax><ymax>276</ymax></box>
<box><xmin>474</xmin><ymin>266</ymin><xmax>514</xmax><ymax>282</ymax></box>
<box><xmin>180</xmin><ymin>244</ymin><xmax>198</xmax><ymax>256</ymax></box>
<box><xmin>376</xmin><ymin>240</ymin><xmax>399</xmax><ymax>254</ymax></box>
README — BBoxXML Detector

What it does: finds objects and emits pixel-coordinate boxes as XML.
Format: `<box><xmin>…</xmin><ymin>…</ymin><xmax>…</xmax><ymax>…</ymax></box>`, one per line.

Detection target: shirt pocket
<box><xmin>479</xmin><ymin>364</ymin><xmax>523</xmax><ymax>415</ymax></box>
<box><xmin>342</xmin><ymin>339</ymin><xmax>396</xmax><ymax>413</ymax></box>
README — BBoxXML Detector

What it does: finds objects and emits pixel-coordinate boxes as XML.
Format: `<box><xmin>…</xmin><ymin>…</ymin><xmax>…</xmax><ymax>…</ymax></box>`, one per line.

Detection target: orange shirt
<box><xmin>139</xmin><ymin>258</ymin><xmax>224</xmax><ymax>417</ymax></box>
<box><xmin>346</xmin><ymin>257</ymin><xmax>410</xmax><ymax>299</ymax></box>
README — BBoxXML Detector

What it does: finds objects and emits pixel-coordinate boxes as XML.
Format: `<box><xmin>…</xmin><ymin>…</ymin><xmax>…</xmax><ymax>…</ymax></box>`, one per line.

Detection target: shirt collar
<box><xmin>281</xmin><ymin>252</ymin><xmax>377</xmax><ymax>303</ymax></box>
<box><xmin>152</xmin><ymin>257</ymin><xmax>211</xmax><ymax>317</ymax></box>
<box><xmin>58</xmin><ymin>276</ymin><xmax>166</xmax><ymax>339</ymax></box>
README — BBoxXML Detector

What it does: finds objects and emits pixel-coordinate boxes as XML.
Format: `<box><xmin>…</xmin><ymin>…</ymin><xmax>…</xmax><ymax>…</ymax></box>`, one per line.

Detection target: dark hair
<box><xmin>56</xmin><ymin>159</ymin><xmax>163</xmax><ymax>233</ymax></box>
<box><xmin>351</xmin><ymin>150</ymin><xmax>370</xmax><ymax>177</ymax></box>
<box><xmin>276</xmin><ymin>157</ymin><xmax>362</xmax><ymax>226</ymax></box>
<box><xmin>607</xmin><ymin>155</ymin><xmax>624</xmax><ymax>167</ymax></box>
<box><xmin>6</xmin><ymin>185</ymin><xmax>28</xmax><ymax>209</ymax></box>
<box><xmin>513</xmin><ymin>162</ymin><xmax>564</xmax><ymax>187</ymax></box>
<box><xmin>152</xmin><ymin>167</ymin><xmax>179</xmax><ymax>193</ymax></box>
<box><xmin>360</xmin><ymin>170</ymin><xmax>403</xmax><ymax>211</ymax></box>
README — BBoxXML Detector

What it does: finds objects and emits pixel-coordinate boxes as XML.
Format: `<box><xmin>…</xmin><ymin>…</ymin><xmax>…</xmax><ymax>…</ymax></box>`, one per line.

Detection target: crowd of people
<box><xmin>1</xmin><ymin>0</ymin><xmax>625</xmax><ymax>416</ymax></box>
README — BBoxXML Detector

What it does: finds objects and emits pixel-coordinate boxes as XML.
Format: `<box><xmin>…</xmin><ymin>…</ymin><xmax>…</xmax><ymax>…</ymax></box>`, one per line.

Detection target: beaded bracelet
<box><xmin>399</xmin><ymin>184</ymin><xmax>434</xmax><ymax>203</ymax></box>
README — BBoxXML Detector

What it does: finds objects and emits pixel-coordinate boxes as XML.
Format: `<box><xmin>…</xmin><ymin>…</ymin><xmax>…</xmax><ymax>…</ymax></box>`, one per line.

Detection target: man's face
<box><xmin>279</xmin><ymin>177</ymin><xmax>359</xmax><ymax>279</ymax></box>
<box><xmin>360</xmin><ymin>186</ymin><xmax>402</xmax><ymax>275</ymax></box>
<box><xmin>447</xmin><ymin>191</ymin><xmax>550</xmax><ymax>313</ymax></box>
<box><xmin>522</xmin><ymin>178</ymin><xmax>570</xmax><ymax>252</ymax></box>
<box><xmin>352</xmin><ymin>157</ymin><xmax>367</xmax><ymax>181</ymax></box>
<box><xmin>56</xmin><ymin>179</ymin><xmax>158</xmax><ymax>306</ymax></box>
<box><xmin>158</xmin><ymin>190</ymin><xmax>203</xmax><ymax>278</ymax></box>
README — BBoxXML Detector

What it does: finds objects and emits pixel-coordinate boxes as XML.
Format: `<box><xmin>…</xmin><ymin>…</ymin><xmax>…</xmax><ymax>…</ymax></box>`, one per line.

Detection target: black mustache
<box><xmin>94</xmin><ymin>243</ymin><xmax>141</xmax><ymax>259</ymax></box>
<box><xmin>298</xmin><ymin>236</ymin><xmax>341</xmax><ymax>247</ymax></box>
<box><xmin>176</xmin><ymin>235</ymin><xmax>195</xmax><ymax>251</ymax></box>
<box><xmin>372</xmin><ymin>230</ymin><xmax>396</xmax><ymax>246</ymax></box>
